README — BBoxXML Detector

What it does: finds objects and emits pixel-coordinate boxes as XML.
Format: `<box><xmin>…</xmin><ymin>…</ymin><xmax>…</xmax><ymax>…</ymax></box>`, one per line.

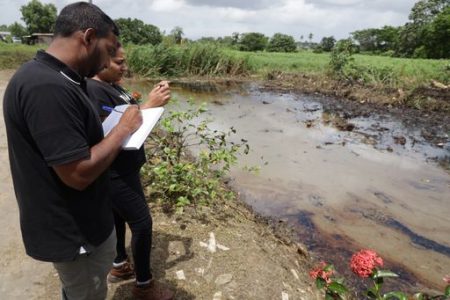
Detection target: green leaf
<box><xmin>382</xmin><ymin>291</ymin><xmax>407</xmax><ymax>300</ymax></box>
<box><xmin>366</xmin><ymin>288</ymin><xmax>378</xmax><ymax>299</ymax></box>
<box><xmin>412</xmin><ymin>293</ymin><xmax>425</xmax><ymax>300</ymax></box>
<box><xmin>316</xmin><ymin>277</ymin><xmax>326</xmax><ymax>289</ymax></box>
<box><xmin>328</xmin><ymin>282</ymin><xmax>348</xmax><ymax>295</ymax></box>
<box><xmin>373</xmin><ymin>270</ymin><xmax>399</xmax><ymax>279</ymax></box>
<box><xmin>445</xmin><ymin>285</ymin><xmax>450</xmax><ymax>296</ymax></box>
<box><xmin>325</xmin><ymin>292</ymin><xmax>338</xmax><ymax>300</ymax></box>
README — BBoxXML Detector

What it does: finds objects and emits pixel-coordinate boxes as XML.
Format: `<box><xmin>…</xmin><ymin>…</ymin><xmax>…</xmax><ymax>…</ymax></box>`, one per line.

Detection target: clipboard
<box><xmin>102</xmin><ymin>104</ymin><xmax>164</xmax><ymax>150</ymax></box>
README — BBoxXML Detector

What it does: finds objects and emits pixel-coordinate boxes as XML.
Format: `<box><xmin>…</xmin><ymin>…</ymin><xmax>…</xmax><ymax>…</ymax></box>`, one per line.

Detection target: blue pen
<box><xmin>102</xmin><ymin>105</ymin><xmax>123</xmax><ymax>114</ymax></box>
<box><xmin>102</xmin><ymin>105</ymin><xmax>113</xmax><ymax>112</ymax></box>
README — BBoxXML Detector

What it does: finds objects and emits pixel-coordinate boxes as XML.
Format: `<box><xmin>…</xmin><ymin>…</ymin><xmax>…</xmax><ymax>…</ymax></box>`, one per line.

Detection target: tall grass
<box><xmin>126</xmin><ymin>43</ymin><xmax>251</xmax><ymax>77</ymax></box>
<box><xmin>0</xmin><ymin>43</ymin><xmax>42</xmax><ymax>69</ymax></box>
<box><xmin>352</xmin><ymin>54</ymin><xmax>450</xmax><ymax>87</ymax></box>
<box><xmin>227</xmin><ymin>49</ymin><xmax>330</xmax><ymax>75</ymax></box>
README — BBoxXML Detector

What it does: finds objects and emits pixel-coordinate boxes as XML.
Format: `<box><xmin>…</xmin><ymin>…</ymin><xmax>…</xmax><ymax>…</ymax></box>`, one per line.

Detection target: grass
<box><xmin>351</xmin><ymin>54</ymin><xmax>450</xmax><ymax>87</ymax></box>
<box><xmin>0</xmin><ymin>43</ymin><xmax>42</xmax><ymax>69</ymax></box>
<box><xmin>230</xmin><ymin>49</ymin><xmax>449</xmax><ymax>88</ymax></box>
<box><xmin>227</xmin><ymin>49</ymin><xmax>330</xmax><ymax>74</ymax></box>
<box><xmin>126</xmin><ymin>43</ymin><xmax>251</xmax><ymax>77</ymax></box>
<box><xmin>2</xmin><ymin>42</ymin><xmax>449</xmax><ymax>89</ymax></box>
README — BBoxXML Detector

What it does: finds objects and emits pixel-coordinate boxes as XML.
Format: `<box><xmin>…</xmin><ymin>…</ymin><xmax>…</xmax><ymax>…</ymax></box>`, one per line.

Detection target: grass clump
<box><xmin>0</xmin><ymin>43</ymin><xmax>41</xmax><ymax>69</ymax></box>
<box><xmin>127</xmin><ymin>43</ymin><xmax>251</xmax><ymax>77</ymax></box>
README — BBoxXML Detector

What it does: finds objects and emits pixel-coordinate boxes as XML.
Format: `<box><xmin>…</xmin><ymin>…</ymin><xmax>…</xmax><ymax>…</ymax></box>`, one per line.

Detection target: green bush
<box><xmin>328</xmin><ymin>39</ymin><xmax>355</xmax><ymax>78</ymax></box>
<box><xmin>141</xmin><ymin>101</ymin><xmax>250</xmax><ymax>209</ymax></box>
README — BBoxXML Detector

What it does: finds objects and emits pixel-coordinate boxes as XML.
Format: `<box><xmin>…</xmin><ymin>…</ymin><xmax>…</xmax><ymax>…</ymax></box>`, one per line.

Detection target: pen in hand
<box><xmin>102</xmin><ymin>105</ymin><xmax>124</xmax><ymax>114</ymax></box>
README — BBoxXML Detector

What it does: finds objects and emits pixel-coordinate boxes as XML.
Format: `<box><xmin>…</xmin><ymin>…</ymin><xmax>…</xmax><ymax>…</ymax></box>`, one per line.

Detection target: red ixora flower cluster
<box><xmin>131</xmin><ymin>91</ymin><xmax>142</xmax><ymax>100</ymax></box>
<box><xmin>309</xmin><ymin>261</ymin><xmax>334</xmax><ymax>284</ymax></box>
<box><xmin>350</xmin><ymin>249</ymin><xmax>384</xmax><ymax>278</ymax></box>
<box><xmin>444</xmin><ymin>275</ymin><xmax>450</xmax><ymax>284</ymax></box>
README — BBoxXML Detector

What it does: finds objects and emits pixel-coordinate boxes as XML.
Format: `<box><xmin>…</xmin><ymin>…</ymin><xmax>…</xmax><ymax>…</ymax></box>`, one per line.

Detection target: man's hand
<box><xmin>53</xmin><ymin>105</ymin><xmax>143</xmax><ymax>191</ymax></box>
<box><xmin>116</xmin><ymin>104</ymin><xmax>142</xmax><ymax>134</ymax></box>
<box><xmin>141</xmin><ymin>81</ymin><xmax>171</xmax><ymax>109</ymax></box>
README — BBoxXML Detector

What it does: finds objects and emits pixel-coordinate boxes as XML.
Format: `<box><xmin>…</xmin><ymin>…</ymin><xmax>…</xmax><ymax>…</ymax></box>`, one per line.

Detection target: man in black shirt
<box><xmin>3</xmin><ymin>2</ymin><xmax>142</xmax><ymax>299</ymax></box>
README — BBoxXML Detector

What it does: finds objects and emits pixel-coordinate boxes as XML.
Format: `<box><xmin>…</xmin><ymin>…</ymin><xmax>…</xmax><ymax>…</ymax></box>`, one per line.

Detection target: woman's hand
<box><xmin>140</xmin><ymin>81</ymin><xmax>171</xmax><ymax>109</ymax></box>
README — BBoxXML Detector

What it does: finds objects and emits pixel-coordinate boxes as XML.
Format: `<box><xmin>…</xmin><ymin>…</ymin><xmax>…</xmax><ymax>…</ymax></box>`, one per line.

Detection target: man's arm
<box><xmin>53</xmin><ymin>105</ymin><xmax>142</xmax><ymax>191</ymax></box>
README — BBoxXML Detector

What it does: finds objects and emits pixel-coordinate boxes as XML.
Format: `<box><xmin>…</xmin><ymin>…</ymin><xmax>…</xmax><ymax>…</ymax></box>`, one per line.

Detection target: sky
<box><xmin>0</xmin><ymin>0</ymin><xmax>418</xmax><ymax>41</ymax></box>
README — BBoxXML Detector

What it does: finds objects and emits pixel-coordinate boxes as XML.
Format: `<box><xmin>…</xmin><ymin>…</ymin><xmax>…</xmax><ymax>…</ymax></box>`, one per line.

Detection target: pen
<box><xmin>102</xmin><ymin>105</ymin><xmax>123</xmax><ymax>114</ymax></box>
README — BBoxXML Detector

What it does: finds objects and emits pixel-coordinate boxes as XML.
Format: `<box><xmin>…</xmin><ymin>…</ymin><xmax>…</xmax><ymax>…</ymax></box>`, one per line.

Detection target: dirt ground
<box><xmin>0</xmin><ymin>69</ymin><xmax>319</xmax><ymax>300</ymax></box>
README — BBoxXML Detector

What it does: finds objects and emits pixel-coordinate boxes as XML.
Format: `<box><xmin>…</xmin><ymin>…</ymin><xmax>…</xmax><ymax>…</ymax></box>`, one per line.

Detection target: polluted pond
<box><xmin>124</xmin><ymin>78</ymin><xmax>450</xmax><ymax>296</ymax></box>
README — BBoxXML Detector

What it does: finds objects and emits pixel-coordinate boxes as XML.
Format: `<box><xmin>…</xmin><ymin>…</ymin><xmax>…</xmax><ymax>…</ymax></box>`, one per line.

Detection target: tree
<box><xmin>239</xmin><ymin>32</ymin><xmax>268</xmax><ymax>51</ymax></box>
<box><xmin>115</xmin><ymin>18</ymin><xmax>162</xmax><ymax>45</ymax></box>
<box><xmin>409</xmin><ymin>0</ymin><xmax>449</xmax><ymax>25</ymax></box>
<box><xmin>351</xmin><ymin>26</ymin><xmax>399</xmax><ymax>53</ymax></box>
<box><xmin>9</xmin><ymin>22</ymin><xmax>27</xmax><ymax>38</ymax></box>
<box><xmin>422</xmin><ymin>6</ymin><xmax>450</xmax><ymax>58</ymax></box>
<box><xmin>396</xmin><ymin>0</ymin><xmax>449</xmax><ymax>57</ymax></box>
<box><xmin>319</xmin><ymin>36</ymin><xmax>336</xmax><ymax>52</ymax></box>
<box><xmin>266</xmin><ymin>33</ymin><xmax>297</xmax><ymax>52</ymax></box>
<box><xmin>20</xmin><ymin>0</ymin><xmax>57</xmax><ymax>34</ymax></box>
<box><xmin>231</xmin><ymin>32</ymin><xmax>240</xmax><ymax>45</ymax></box>
<box><xmin>351</xmin><ymin>28</ymin><xmax>378</xmax><ymax>52</ymax></box>
<box><xmin>170</xmin><ymin>26</ymin><xmax>184</xmax><ymax>44</ymax></box>
<box><xmin>308</xmin><ymin>33</ymin><xmax>313</xmax><ymax>42</ymax></box>
<box><xmin>0</xmin><ymin>24</ymin><xmax>8</xmax><ymax>31</ymax></box>
<box><xmin>376</xmin><ymin>26</ymin><xmax>400</xmax><ymax>52</ymax></box>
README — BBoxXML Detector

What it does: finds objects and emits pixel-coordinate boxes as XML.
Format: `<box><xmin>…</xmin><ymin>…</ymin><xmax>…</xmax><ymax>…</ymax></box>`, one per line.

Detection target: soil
<box><xmin>0</xmin><ymin>69</ymin><xmax>319</xmax><ymax>300</ymax></box>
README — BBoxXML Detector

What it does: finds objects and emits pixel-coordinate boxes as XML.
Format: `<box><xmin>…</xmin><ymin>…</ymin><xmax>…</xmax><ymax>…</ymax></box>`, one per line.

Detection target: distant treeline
<box><xmin>1</xmin><ymin>0</ymin><xmax>448</xmax><ymax>59</ymax></box>
<box><xmin>115</xmin><ymin>0</ymin><xmax>450</xmax><ymax>59</ymax></box>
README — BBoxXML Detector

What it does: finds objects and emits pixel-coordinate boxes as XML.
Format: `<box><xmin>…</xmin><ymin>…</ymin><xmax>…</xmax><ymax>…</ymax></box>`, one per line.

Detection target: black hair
<box><xmin>54</xmin><ymin>2</ymin><xmax>119</xmax><ymax>38</ymax></box>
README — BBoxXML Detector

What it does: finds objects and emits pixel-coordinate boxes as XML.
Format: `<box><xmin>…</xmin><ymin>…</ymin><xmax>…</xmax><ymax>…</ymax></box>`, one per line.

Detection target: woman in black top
<box><xmin>86</xmin><ymin>44</ymin><xmax>173</xmax><ymax>300</ymax></box>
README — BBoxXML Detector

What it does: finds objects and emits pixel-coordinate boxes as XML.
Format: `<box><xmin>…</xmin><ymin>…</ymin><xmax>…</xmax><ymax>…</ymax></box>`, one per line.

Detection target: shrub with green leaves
<box><xmin>329</xmin><ymin>39</ymin><xmax>356</xmax><ymax>78</ymax></box>
<box><xmin>141</xmin><ymin>101</ymin><xmax>250</xmax><ymax>210</ymax></box>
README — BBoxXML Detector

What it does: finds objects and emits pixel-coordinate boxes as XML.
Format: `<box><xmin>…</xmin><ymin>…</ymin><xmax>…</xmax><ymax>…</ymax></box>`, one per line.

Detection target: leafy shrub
<box><xmin>141</xmin><ymin>101</ymin><xmax>250</xmax><ymax>209</ymax></box>
<box><xmin>328</xmin><ymin>39</ymin><xmax>355</xmax><ymax>78</ymax></box>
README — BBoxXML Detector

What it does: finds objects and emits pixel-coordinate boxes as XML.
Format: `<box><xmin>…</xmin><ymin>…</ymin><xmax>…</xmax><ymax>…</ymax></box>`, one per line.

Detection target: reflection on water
<box><xmin>126</xmin><ymin>79</ymin><xmax>450</xmax><ymax>291</ymax></box>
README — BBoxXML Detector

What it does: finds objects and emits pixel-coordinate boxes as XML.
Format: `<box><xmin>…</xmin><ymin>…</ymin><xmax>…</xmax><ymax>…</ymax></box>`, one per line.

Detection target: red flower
<box><xmin>131</xmin><ymin>91</ymin><xmax>142</xmax><ymax>100</ymax></box>
<box><xmin>309</xmin><ymin>261</ymin><xmax>334</xmax><ymax>284</ymax></box>
<box><xmin>350</xmin><ymin>249</ymin><xmax>384</xmax><ymax>278</ymax></box>
<box><xmin>444</xmin><ymin>275</ymin><xmax>450</xmax><ymax>284</ymax></box>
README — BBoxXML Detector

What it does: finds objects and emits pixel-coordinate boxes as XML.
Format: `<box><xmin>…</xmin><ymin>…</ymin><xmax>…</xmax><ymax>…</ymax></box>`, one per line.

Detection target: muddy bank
<box><xmin>262</xmin><ymin>72</ymin><xmax>450</xmax><ymax>113</ymax></box>
<box><xmin>110</xmin><ymin>199</ymin><xmax>320</xmax><ymax>300</ymax></box>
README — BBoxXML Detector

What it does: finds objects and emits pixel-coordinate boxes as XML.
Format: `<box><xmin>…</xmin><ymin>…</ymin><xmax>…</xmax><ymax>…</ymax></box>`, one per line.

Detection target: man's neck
<box><xmin>46</xmin><ymin>37</ymin><xmax>83</xmax><ymax>75</ymax></box>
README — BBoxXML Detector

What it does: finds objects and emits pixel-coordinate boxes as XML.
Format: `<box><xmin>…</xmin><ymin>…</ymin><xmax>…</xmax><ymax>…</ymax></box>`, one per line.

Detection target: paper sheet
<box><xmin>102</xmin><ymin>104</ymin><xmax>164</xmax><ymax>150</ymax></box>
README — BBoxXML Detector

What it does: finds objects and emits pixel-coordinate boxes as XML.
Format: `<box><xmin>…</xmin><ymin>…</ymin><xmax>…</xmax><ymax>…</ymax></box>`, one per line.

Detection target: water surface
<box><xmin>127</xmin><ymin>80</ymin><xmax>450</xmax><ymax>290</ymax></box>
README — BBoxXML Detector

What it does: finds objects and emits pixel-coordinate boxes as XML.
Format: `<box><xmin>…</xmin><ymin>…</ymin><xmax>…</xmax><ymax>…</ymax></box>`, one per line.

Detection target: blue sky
<box><xmin>0</xmin><ymin>0</ymin><xmax>417</xmax><ymax>41</ymax></box>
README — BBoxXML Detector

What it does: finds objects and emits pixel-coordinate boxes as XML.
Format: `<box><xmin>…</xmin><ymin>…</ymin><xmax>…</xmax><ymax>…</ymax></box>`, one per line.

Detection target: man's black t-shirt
<box><xmin>3</xmin><ymin>50</ymin><xmax>114</xmax><ymax>262</ymax></box>
<box><xmin>86</xmin><ymin>79</ymin><xmax>146</xmax><ymax>178</ymax></box>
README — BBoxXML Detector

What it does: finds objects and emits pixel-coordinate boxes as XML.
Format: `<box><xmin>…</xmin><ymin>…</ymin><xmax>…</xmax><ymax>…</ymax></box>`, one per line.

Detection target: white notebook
<box><xmin>102</xmin><ymin>104</ymin><xmax>164</xmax><ymax>150</ymax></box>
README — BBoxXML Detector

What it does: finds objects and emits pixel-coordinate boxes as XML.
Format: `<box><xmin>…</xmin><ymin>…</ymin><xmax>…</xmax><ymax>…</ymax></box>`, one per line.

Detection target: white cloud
<box><xmin>0</xmin><ymin>0</ymin><xmax>416</xmax><ymax>41</ymax></box>
<box><xmin>149</xmin><ymin>0</ymin><xmax>185</xmax><ymax>12</ymax></box>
